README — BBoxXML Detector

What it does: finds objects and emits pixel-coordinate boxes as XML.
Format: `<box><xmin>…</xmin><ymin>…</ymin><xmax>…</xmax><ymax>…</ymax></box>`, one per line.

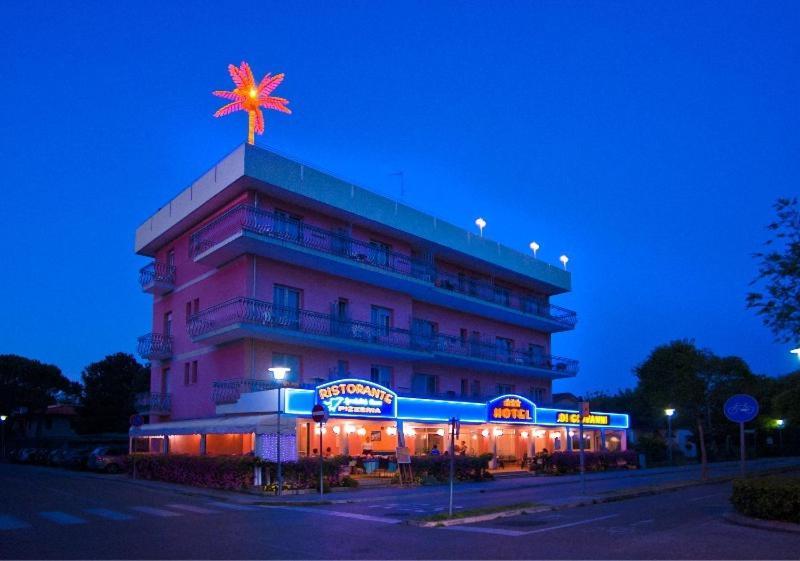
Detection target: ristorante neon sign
<box><xmin>315</xmin><ymin>379</ymin><xmax>397</xmax><ymax>419</ymax></box>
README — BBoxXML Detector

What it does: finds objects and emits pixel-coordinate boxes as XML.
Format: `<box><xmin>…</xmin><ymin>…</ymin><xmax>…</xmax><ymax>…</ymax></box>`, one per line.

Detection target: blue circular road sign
<box><xmin>724</xmin><ymin>394</ymin><xmax>759</xmax><ymax>423</ymax></box>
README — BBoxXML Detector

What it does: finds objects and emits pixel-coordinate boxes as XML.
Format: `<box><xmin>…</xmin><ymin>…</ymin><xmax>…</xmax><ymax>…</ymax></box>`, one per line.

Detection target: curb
<box><xmin>723</xmin><ymin>511</ymin><xmax>800</xmax><ymax>534</ymax></box>
<box><xmin>410</xmin><ymin>506</ymin><xmax>550</xmax><ymax>528</ymax></box>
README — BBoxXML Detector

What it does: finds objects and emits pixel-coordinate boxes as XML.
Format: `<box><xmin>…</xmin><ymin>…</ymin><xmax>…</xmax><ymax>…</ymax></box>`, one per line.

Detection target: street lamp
<box><xmin>529</xmin><ymin>241</ymin><xmax>540</xmax><ymax>258</ymax></box>
<box><xmin>0</xmin><ymin>414</ymin><xmax>7</xmax><ymax>459</ymax></box>
<box><xmin>269</xmin><ymin>366</ymin><xmax>291</xmax><ymax>496</ymax></box>
<box><xmin>665</xmin><ymin>408</ymin><xmax>676</xmax><ymax>464</ymax></box>
<box><xmin>776</xmin><ymin>419</ymin><xmax>785</xmax><ymax>451</ymax></box>
<box><xmin>475</xmin><ymin>217</ymin><xmax>486</xmax><ymax>237</ymax></box>
<box><xmin>559</xmin><ymin>254</ymin><xmax>569</xmax><ymax>270</ymax></box>
<box><xmin>791</xmin><ymin>348</ymin><xmax>800</xmax><ymax>359</ymax></box>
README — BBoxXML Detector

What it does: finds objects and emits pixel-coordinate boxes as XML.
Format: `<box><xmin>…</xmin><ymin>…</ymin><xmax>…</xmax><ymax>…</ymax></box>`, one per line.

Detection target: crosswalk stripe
<box><xmin>85</xmin><ymin>508</ymin><xmax>135</xmax><ymax>521</ymax></box>
<box><xmin>39</xmin><ymin>511</ymin><xmax>86</xmax><ymax>525</ymax></box>
<box><xmin>165</xmin><ymin>503</ymin><xmax>220</xmax><ymax>514</ymax></box>
<box><xmin>0</xmin><ymin>515</ymin><xmax>31</xmax><ymax>530</ymax></box>
<box><xmin>206</xmin><ymin>502</ymin><xmax>258</xmax><ymax>511</ymax></box>
<box><xmin>131</xmin><ymin>506</ymin><xmax>182</xmax><ymax>517</ymax></box>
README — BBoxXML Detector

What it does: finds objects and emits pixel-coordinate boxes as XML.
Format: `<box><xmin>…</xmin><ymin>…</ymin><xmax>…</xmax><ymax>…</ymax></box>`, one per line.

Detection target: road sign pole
<box><xmin>579</xmin><ymin>416</ymin><xmax>586</xmax><ymax>495</ymax></box>
<box><xmin>739</xmin><ymin>421</ymin><xmax>745</xmax><ymax>476</ymax></box>
<box><xmin>319</xmin><ymin>421</ymin><xmax>324</xmax><ymax>498</ymax></box>
<box><xmin>448</xmin><ymin>417</ymin><xmax>456</xmax><ymax>517</ymax></box>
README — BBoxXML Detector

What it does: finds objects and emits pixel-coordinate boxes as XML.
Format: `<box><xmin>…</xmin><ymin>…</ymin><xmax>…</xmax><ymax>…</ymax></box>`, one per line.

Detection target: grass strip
<box><xmin>417</xmin><ymin>501</ymin><xmax>538</xmax><ymax>522</ymax></box>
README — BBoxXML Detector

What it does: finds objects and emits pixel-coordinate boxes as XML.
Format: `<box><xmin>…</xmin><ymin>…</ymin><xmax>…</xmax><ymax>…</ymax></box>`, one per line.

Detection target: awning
<box><xmin>129</xmin><ymin>414</ymin><xmax>294</xmax><ymax>437</ymax></box>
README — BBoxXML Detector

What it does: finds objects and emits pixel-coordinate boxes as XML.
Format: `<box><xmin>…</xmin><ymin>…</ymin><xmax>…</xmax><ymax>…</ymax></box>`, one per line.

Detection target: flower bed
<box><xmin>531</xmin><ymin>450</ymin><xmax>638</xmax><ymax>475</ymax></box>
<box><xmin>731</xmin><ymin>476</ymin><xmax>800</xmax><ymax>524</ymax></box>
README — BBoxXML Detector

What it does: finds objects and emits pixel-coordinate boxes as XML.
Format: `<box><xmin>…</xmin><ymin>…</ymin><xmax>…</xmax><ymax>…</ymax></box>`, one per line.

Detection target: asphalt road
<box><xmin>1</xmin><ymin>462</ymin><xmax>798</xmax><ymax>559</ymax></box>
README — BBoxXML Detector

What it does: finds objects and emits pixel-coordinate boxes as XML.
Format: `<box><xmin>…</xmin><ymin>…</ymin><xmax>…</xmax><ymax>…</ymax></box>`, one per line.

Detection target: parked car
<box><xmin>62</xmin><ymin>447</ymin><xmax>94</xmax><ymax>470</ymax></box>
<box><xmin>87</xmin><ymin>445</ymin><xmax>129</xmax><ymax>473</ymax></box>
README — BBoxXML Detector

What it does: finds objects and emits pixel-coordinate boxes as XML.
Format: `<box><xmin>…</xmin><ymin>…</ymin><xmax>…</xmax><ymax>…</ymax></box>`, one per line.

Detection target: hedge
<box><xmin>731</xmin><ymin>476</ymin><xmax>800</xmax><ymax>524</ymax></box>
<box><xmin>130</xmin><ymin>454</ymin><xmax>258</xmax><ymax>490</ymax></box>
<box><xmin>408</xmin><ymin>454</ymin><xmax>493</xmax><ymax>483</ymax></box>
<box><xmin>532</xmin><ymin>450</ymin><xmax>638</xmax><ymax>474</ymax></box>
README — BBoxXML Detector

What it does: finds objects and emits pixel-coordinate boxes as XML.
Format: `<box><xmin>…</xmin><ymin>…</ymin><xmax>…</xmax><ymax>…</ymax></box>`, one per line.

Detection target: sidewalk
<box><xmin>88</xmin><ymin>455</ymin><xmax>800</xmax><ymax>506</ymax></box>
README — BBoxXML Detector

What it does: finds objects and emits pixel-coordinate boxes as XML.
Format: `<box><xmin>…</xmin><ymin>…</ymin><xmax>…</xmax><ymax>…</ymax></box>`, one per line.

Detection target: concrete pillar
<box><xmin>199</xmin><ymin>434</ymin><xmax>207</xmax><ymax>456</ymax></box>
<box><xmin>162</xmin><ymin>436</ymin><xmax>170</xmax><ymax>455</ymax></box>
<box><xmin>600</xmin><ymin>428</ymin><xmax>607</xmax><ymax>451</ymax></box>
<box><xmin>490</xmin><ymin>431</ymin><xmax>498</xmax><ymax>469</ymax></box>
<box><xmin>396</xmin><ymin>420</ymin><xmax>406</xmax><ymax>448</ymax></box>
<box><xmin>621</xmin><ymin>430</ymin><xmax>628</xmax><ymax>451</ymax></box>
<box><xmin>254</xmin><ymin>433</ymin><xmax>265</xmax><ymax>459</ymax></box>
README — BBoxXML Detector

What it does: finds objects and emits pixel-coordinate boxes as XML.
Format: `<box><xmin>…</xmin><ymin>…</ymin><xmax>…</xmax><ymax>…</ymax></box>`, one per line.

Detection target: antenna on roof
<box><xmin>389</xmin><ymin>171</ymin><xmax>405</xmax><ymax>200</ymax></box>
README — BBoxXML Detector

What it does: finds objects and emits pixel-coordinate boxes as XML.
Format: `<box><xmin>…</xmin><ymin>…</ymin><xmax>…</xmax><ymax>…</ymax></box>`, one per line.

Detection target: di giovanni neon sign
<box><xmin>315</xmin><ymin>379</ymin><xmax>397</xmax><ymax>419</ymax></box>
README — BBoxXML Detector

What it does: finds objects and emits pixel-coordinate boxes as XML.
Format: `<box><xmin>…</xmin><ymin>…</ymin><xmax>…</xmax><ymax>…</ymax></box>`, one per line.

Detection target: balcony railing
<box><xmin>190</xmin><ymin>298</ymin><xmax>578</xmax><ymax>377</ymax></box>
<box><xmin>189</xmin><ymin>204</ymin><xmax>434</xmax><ymax>280</ymax></box>
<box><xmin>212</xmin><ymin>378</ymin><xmax>285</xmax><ymax>405</ymax></box>
<box><xmin>188</xmin><ymin>298</ymin><xmax>415</xmax><ymax>350</ymax></box>
<box><xmin>139</xmin><ymin>261</ymin><xmax>176</xmax><ymax>293</ymax></box>
<box><xmin>135</xmin><ymin>392</ymin><xmax>172</xmax><ymax>415</ymax></box>
<box><xmin>136</xmin><ymin>333</ymin><xmax>173</xmax><ymax>360</ymax></box>
<box><xmin>187</xmin><ymin>203</ymin><xmax>575</xmax><ymax>328</ymax></box>
<box><xmin>433</xmin><ymin>334</ymin><xmax>578</xmax><ymax>375</ymax></box>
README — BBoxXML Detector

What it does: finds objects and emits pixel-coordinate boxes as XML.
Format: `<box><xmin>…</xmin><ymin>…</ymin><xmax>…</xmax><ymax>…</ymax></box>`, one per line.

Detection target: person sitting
<box><xmin>429</xmin><ymin>444</ymin><xmax>441</xmax><ymax>456</ymax></box>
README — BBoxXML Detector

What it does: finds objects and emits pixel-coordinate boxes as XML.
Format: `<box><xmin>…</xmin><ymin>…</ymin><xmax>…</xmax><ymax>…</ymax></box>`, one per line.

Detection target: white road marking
<box><xmin>263</xmin><ymin>506</ymin><xmax>401</xmax><ymax>524</ymax></box>
<box><xmin>688</xmin><ymin>493</ymin><xmax>726</xmax><ymax>502</ymax></box>
<box><xmin>206</xmin><ymin>502</ymin><xmax>258</xmax><ymax>511</ymax></box>
<box><xmin>39</xmin><ymin>511</ymin><xmax>86</xmax><ymax>525</ymax></box>
<box><xmin>131</xmin><ymin>506</ymin><xmax>182</xmax><ymax>517</ymax></box>
<box><xmin>446</xmin><ymin>513</ymin><xmax>620</xmax><ymax>537</ymax></box>
<box><xmin>85</xmin><ymin>508</ymin><xmax>135</xmax><ymax>521</ymax></box>
<box><xmin>165</xmin><ymin>503</ymin><xmax>220</xmax><ymax>514</ymax></box>
<box><xmin>0</xmin><ymin>515</ymin><xmax>31</xmax><ymax>530</ymax></box>
<box><xmin>631</xmin><ymin>518</ymin><xmax>654</xmax><ymax>526</ymax></box>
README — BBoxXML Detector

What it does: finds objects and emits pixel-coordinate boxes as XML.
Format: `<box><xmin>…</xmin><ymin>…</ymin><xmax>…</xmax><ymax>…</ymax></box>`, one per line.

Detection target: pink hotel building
<box><xmin>131</xmin><ymin>144</ymin><xmax>628</xmax><ymax>465</ymax></box>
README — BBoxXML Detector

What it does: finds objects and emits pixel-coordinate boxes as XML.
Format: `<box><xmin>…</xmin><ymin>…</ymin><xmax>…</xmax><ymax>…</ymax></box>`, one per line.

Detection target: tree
<box><xmin>0</xmin><ymin>354</ymin><xmax>78</xmax><ymax>415</ymax></box>
<box><xmin>76</xmin><ymin>353</ymin><xmax>149</xmax><ymax>434</ymax></box>
<box><xmin>747</xmin><ymin>197</ymin><xmax>800</xmax><ymax>344</ymax></box>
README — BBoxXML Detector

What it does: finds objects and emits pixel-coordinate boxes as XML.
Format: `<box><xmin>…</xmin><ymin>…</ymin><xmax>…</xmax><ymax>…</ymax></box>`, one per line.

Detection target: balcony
<box><xmin>188</xmin><ymin>203</ymin><xmax>576</xmax><ymax>332</ymax></box>
<box><xmin>139</xmin><ymin>261</ymin><xmax>175</xmax><ymax>295</ymax></box>
<box><xmin>136</xmin><ymin>333</ymin><xmax>173</xmax><ymax>361</ymax></box>
<box><xmin>135</xmin><ymin>392</ymin><xmax>172</xmax><ymax>415</ymax></box>
<box><xmin>212</xmin><ymin>378</ymin><xmax>285</xmax><ymax>405</ymax></box>
<box><xmin>188</xmin><ymin>298</ymin><xmax>426</xmax><ymax>360</ymax></box>
<box><xmin>188</xmin><ymin>297</ymin><xmax>578</xmax><ymax>378</ymax></box>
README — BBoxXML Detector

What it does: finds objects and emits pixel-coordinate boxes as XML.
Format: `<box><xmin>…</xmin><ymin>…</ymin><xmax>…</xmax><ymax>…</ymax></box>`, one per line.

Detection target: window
<box><xmin>163</xmin><ymin>312</ymin><xmax>173</xmax><ymax>337</ymax></box>
<box><xmin>412</xmin><ymin>373</ymin><xmax>438</xmax><ymax>396</ymax></box>
<box><xmin>183</xmin><ymin>362</ymin><xmax>190</xmax><ymax>385</ymax></box>
<box><xmin>496</xmin><ymin>337</ymin><xmax>514</xmax><ymax>361</ymax></box>
<box><xmin>411</xmin><ymin>318</ymin><xmax>437</xmax><ymax>348</ymax></box>
<box><xmin>497</xmin><ymin>384</ymin><xmax>514</xmax><ymax>395</ymax></box>
<box><xmin>529</xmin><ymin>344</ymin><xmax>545</xmax><ymax>366</ymax></box>
<box><xmin>369</xmin><ymin>240</ymin><xmax>392</xmax><ymax>267</ymax></box>
<box><xmin>272</xmin><ymin>353</ymin><xmax>300</xmax><ymax>382</ymax></box>
<box><xmin>191</xmin><ymin>361</ymin><xmax>198</xmax><ymax>384</ymax></box>
<box><xmin>273</xmin><ymin>285</ymin><xmax>301</xmax><ymax>328</ymax></box>
<box><xmin>470</xmin><ymin>379</ymin><xmax>481</xmax><ymax>398</ymax></box>
<box><xmin>193</xmin><ymin>298</ymin><xmax>200</xmax><ymax>314</ymax></box>
<box><xmin>330</xmin><ymin>360</ymin><xmax>349</xmax><ymax>379</ymax></box>
<box><xmin>160</xmin><ymin>368</ymin><xmax>170</xmax><ymax>393</ymax></box>
<box><xmin>274</xmin><ymin>209</ymin><xmax>303</xmax><ymax>239</ymax></box>
<box><xmin>531</xmin><ymin>387</ymin><xmax>546</xmax><ymax>404</ymax></box>
<box><xmin>370</xmin><ymin>365</ymin><xmax>393</xmax><ymax>387</ymax></box>
<box><xmin>460</xmin><ymin>378</ymin><xmax>469</xmax><ymax>397</ymax></box>
<box><xmin>494</xmin><ymin>286</ymin><xmax>511</xmax><ymax>307</ymax></box>
<box><xmin>167</xmin><ymin>249</ymin><xmax>175</xmax><ymax>268</ymax></box>
<box><xmin>185</xmin><ymin>301</ymin><xmax>192</xmax><ymax>324</ymax></box>
<box><xmin>371</xmin><ymin>306</ymin><xmax>393</xmax><ymax>338</ymax></box>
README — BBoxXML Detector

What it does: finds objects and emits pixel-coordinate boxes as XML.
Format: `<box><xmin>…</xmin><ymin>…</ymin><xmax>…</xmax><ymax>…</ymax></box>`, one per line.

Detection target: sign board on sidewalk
<box><xmin>724</xmin><ymin>394</ymin><xmax>759</xmax><ymax>423</ymax></box>
<box><xmin>396</xmin><ymin>446</ymin><xmax>411</xmax><ymax>464</ymax></box>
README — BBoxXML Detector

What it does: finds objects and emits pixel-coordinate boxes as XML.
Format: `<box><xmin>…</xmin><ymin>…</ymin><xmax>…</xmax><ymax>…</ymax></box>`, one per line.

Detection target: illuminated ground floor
<box><xmin>131</xmin><ymin>380</ymin><xmax>629</xmax><ymax>470</ymax></box>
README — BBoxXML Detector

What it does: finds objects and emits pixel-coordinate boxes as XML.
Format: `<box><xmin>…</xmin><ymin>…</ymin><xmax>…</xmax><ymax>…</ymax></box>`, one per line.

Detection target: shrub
<box><xmin>731</xmin><ymin>476</ymin><xmax>800</xmax><ymax>524</ymax></box>
<box><xmin>130</xmin><ymin>454</ymin><xmax>257</xmax><ymax>490</ymax></box>
<box><xmin>340</xmin><ymin>476</ymin><xmax>359</xmax><ymax>488</ymax></box>
<box><xmin>408</xmin><ymin>454</ymin><xmax>492</xmax><ymax>484</ymax></box>
<box><xmin>533</xmin><ymin>450</ymin><xmax>638</xmax><ymax>475</ymax></box>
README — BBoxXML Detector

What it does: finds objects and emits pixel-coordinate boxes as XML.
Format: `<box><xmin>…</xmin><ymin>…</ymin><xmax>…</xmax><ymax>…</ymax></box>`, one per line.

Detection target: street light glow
<box><xmin>776</xmin><ymin>419</ymin><xmax>785</xmax><ymax>427</ymax></box>
<box><xmin>665</xmin><ymin>408</ymin><xmax>676</xmax><ymax>417</ymax></box>
<box><xmin>559</xmin><ymin>254</ymin><xmax>569</xmax><ymax>270</ymax></box>
<box><xmin>268</xmin><ymin>366</ymin><xmax>291</xmax><ymax>380</ymax></box>
<box><xmin>529</xmin><ymin>241</ymin><xmax>540</xmax><ymax>258</ymax></box>
<box><xmin>791</xmin><ymin>347</ymin><xmax>800</xmax><ymax>358</ymax></box>
<box><xmin>475</xmin><ymin>217</ymin><xmax>486</xmax><ymax>237</ymax></box>
<box><xmin>0</xmin><ymin>415</ymin><xmax>6</xmax><ymax>422</ymax></box>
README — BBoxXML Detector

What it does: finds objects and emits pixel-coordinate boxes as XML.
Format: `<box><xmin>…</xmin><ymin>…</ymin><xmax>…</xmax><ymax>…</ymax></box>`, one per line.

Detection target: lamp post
<box><xmin>269</xmin><ymin>366</ymin><xmax>291</xmax><ymax>496</ymax></box>
<box><xmin>665</xmin><ymin>408</ymin><xmax>676</xmax><ymax>464</ymax></box>
<box><xmin>475</xmin><ymin>218</ymin><xmax>486</xmax><ymax>237</ymax></box>
<box><xmin>0</xmin><ymin>415</ymin><xmax>7</xmax><ymax>460</ymax></box>
<box><xmin>776</xmin><ymin>419</ymin><xmax>785</xmax><ymax>451</ymax></box>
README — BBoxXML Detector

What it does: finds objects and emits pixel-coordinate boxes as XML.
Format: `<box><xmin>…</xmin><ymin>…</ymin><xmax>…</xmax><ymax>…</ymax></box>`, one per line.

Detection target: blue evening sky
<box><xmin>2</xmin><ymin>2</ymin><xmax>798</xmax><ymax>393</ymax></box>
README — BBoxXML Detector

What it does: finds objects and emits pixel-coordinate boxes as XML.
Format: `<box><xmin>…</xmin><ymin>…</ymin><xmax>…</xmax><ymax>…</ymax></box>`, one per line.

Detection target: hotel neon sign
<box><xmin>486</xmin><ymin>395</ymin><xmax>535</xmax><ymax>424</ymax></box>
<box><xmin>315</xmin><ymin>379</ymin><xmax>397</xmax><ymax>419</ymax></box>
